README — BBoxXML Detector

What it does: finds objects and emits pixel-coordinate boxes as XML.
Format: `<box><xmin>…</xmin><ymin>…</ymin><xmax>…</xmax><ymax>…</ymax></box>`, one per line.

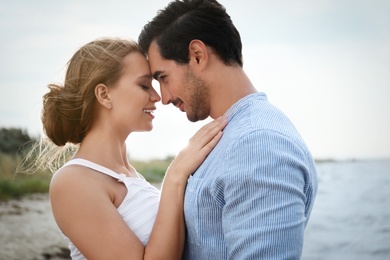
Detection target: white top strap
<box><xmin>64</xmin><ymin>158</ymin><xmax>125</xmax><ymax>181</ymax></box>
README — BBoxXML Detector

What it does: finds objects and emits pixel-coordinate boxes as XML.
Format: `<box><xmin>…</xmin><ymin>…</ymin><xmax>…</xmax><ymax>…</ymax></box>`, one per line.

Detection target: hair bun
<box><xmin>41</xmin><ymin>84</ymin><xmax>83</xmax><ymax>146</ymax></box>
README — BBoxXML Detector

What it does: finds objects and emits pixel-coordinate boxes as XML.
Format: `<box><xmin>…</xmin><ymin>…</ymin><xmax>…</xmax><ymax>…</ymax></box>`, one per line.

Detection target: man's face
<box><xmin>147</xmin><ymin>41</ymin><xmax>210</xmax><ymax>122</ymax></box>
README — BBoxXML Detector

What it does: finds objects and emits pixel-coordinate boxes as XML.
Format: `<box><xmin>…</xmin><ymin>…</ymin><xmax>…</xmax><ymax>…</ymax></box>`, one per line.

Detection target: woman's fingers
<box><xmin>189</xmin><ymin>116</ymin><xmax>228</xmax><ymax>151</ymax></box>
<box><xmin>198</xmin><ymin>130</ymin><xmax>223</xmax><ymax>156</ymax></box>
<box><xmin>166</xmin><ymin>116</ymin><xmax>229</xmax><ymax>181</ymax></box>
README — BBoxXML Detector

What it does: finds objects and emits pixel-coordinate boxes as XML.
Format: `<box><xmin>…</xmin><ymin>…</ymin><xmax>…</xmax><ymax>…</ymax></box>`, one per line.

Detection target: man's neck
<box><xmin>208</xmin><ymin>66</ymin><xmax>257</xmax><ymax>119</ymax></box>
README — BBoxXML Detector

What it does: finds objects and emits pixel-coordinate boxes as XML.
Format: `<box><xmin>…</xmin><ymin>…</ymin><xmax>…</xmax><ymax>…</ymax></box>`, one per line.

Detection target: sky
<box><xmin>0</xmin><ymin>0</ymin><xmax>389</xmax><ymax>161</ymax></box>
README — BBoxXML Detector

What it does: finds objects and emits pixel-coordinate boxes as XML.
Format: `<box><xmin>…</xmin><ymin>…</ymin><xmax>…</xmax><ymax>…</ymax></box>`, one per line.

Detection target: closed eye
<box><xmin>140</xmin><ymin>84</ymin><xmax>150</xmax><ymax>90</ymax></box>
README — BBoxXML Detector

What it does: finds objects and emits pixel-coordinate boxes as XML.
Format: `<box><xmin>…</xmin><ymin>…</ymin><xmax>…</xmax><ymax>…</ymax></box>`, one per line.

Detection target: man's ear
<box><xmin>188</xmin><ymin>40</ymin><xmax>208</xmax><ymax>69</ymax></box>
<box><xmin>95</xmin><ymin>84</ymin><xmax>112</xmax><ymax>109</ymax></box>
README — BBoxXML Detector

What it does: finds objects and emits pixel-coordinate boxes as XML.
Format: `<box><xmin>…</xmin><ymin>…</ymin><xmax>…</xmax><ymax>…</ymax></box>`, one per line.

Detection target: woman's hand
<box><xmin>166</xmin><ymin>116</ymin><xmax>228</xmax><ymax>183</ymax></box>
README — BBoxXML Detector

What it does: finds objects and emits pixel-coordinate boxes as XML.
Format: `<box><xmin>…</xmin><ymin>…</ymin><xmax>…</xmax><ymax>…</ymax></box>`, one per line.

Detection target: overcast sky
<box><xmin>1</xmin><ymin>0</ymin><xmax>389</xmax><ymax>161</ymax></box>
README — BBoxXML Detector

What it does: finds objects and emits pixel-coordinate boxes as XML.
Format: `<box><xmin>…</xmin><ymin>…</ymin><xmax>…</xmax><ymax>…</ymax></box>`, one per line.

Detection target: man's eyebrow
<box><xmin>152</xmin><ymin>71</ymin><xmax>163</xmax><ymax>80</ymax></box>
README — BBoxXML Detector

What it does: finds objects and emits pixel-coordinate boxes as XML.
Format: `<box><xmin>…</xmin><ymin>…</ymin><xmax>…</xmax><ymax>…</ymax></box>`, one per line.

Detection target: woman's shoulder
<box><xmin>50</xmin><ymin>163</ymin><xmax>107</xmax><ymax>201</ymax></box>
<box><xmin>50</xmin><ymin>161</ymin><xmax>127</xmax><ymax>207</ymax></box>
<box><xmin>51</xmin><ymin>163</ymin><xmax>93</xmax><ymax>185</ymax></box>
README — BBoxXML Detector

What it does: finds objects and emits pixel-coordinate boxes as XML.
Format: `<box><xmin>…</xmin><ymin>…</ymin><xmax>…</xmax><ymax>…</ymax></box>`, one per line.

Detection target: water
<box><xmin>302</xmin><ymin>159</ymin><xmax>390</xmax><ymax>260</ymax></box>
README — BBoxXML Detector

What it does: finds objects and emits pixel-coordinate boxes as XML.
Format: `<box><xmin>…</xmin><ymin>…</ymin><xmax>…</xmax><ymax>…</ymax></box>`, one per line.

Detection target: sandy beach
<box><xmin>0</xmin><ymin>193</ymin><xmax>70</xmax><ymax>260</ymax></box>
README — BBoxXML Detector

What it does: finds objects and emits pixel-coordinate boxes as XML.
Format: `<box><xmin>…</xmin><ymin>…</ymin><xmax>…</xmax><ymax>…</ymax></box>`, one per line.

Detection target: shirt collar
<box><xmin>224</xmin><ymin>92</ymin><xmax>267</xmax><ymax>120</ymax></box>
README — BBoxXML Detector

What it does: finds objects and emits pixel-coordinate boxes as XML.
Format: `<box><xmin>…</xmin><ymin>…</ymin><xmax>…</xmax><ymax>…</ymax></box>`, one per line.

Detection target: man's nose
<box><xmin>160</xmin><ymin>87</ymin><xmax>173</xmax><ymax>105</ymax></box>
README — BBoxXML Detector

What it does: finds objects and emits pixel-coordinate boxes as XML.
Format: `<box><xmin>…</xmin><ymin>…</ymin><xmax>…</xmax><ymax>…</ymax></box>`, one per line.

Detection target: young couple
<box><xmin>43</xmin><ymin>0</ymin><xmax>318</xmax><ymax>259</ymax></box>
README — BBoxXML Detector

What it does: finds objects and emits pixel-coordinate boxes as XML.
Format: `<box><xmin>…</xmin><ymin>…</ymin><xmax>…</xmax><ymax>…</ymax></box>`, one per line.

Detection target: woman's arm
<box><xmin>144</xmin><ymin>116</ymin><xmax>227</xmax><ymax>259</ymax></box>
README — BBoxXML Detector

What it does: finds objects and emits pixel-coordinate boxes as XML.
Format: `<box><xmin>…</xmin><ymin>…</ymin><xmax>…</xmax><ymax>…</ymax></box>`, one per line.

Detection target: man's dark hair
<box><xmin>138</xmin><ymin>0</ymin><xmax>243</xmax><ymax>67</ymax></box>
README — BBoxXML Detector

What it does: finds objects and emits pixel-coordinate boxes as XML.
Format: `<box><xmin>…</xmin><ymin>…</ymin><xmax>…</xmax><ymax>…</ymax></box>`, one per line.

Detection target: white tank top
<box><xmin>56</xmin><ymin>158</ymin><xmax>160</xmax><ymax>260</ymax></box>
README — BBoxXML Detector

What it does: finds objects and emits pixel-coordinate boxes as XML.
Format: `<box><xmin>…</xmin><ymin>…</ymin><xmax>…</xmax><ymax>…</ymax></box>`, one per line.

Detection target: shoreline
<box><xmin>0</xmin><ymin>193</ymin><xmax>70</xmax><ymax>260</ymax></box>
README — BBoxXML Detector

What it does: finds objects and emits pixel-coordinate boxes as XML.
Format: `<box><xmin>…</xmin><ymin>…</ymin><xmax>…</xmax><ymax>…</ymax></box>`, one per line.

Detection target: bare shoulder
<box><xmin>49</xmin><ymin>164</ymin><xmax>110</xmax><ymax>208</ymax></box>
<box><xmin>50</xmin><ymin>164</ymin><xmax>94</xmax><ymax>193</ymax></box>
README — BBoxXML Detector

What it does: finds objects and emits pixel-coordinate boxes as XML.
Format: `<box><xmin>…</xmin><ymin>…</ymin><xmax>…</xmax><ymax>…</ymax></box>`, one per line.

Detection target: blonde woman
<box><xmin>40</xmin><ymin>38</ymin><xmax>227</xmax><ymax>259</ymax></box>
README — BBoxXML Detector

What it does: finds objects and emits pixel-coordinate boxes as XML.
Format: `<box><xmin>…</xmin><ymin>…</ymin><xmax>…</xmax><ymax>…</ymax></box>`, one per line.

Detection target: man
<box><xmin>139</xmin><ymin>0</ymin><xmax>318</xmax><ymax>259</ymax></box>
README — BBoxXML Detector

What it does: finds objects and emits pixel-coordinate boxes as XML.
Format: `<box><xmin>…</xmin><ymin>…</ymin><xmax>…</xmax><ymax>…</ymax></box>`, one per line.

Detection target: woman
<box><xmin>40</xmin><ymin>38</ymin><xmax>227</xmax><ymax>259</ymax></box>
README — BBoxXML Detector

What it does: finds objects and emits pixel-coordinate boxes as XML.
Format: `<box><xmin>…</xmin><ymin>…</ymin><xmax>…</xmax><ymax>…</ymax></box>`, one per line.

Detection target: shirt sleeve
<box><xmin>211</xmin><ymin>129</ymin><xmax>311</xmax><ymax>259</ymax></box>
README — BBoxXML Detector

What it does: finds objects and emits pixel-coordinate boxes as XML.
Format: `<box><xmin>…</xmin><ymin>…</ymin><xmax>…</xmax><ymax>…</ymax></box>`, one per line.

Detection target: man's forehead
<box><xmin>147</xmin><ymin>41</ymin><xmax>161</xmax><ymax>59</ymax></box>
<box><xmin>147</xmin><ymin>42</ymin><xmax>163</xmax><ymax>71</ymax></box>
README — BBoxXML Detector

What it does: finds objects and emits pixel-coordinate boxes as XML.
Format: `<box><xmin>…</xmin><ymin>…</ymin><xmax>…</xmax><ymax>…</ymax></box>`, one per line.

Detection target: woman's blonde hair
<box><xmin>24</xmin><ymin>38</ymin><xmax>142</xmax><ymax>173</ymax></box>
<box><xmin>43</xmin><ymin>38</ymin><xmax>140</xmax><ymax>146</ymax></box>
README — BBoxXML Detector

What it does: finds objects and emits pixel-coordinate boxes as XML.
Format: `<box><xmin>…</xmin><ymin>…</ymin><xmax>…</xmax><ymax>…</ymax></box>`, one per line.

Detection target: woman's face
<box><xmin>108</xmin><ymin>52</ymin><xmax>161</xmax><ymax>135</ymax></box>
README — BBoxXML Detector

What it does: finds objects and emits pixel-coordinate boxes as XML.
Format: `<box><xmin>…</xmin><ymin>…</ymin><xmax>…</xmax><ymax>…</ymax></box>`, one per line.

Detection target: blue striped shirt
<box><xmin>183</xmin><ymin>92</ymin><xmax>318</xmax><ymax>259</ymax></box>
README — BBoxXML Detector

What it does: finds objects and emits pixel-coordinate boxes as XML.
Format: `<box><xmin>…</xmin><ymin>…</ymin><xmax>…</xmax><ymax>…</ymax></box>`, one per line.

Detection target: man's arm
<box><xmin>213</xmin><ymin>130</ymin><xmax>311</xmax><ymax>259</ymax></box>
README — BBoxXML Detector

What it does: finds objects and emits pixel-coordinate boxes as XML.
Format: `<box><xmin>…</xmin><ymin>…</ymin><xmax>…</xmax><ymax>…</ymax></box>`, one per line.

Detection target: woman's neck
<box><xmin>74</xmin><ymin>129</ymin><xmax>136</xmax><ymax>177</ymax></box>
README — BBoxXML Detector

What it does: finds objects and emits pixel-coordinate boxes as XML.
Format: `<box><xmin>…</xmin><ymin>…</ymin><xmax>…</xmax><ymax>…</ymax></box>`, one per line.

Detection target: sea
<box><xmin>301</xmin><ymin>159</ymin><xmax>390</xmax><ymax>260</ymax></box>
